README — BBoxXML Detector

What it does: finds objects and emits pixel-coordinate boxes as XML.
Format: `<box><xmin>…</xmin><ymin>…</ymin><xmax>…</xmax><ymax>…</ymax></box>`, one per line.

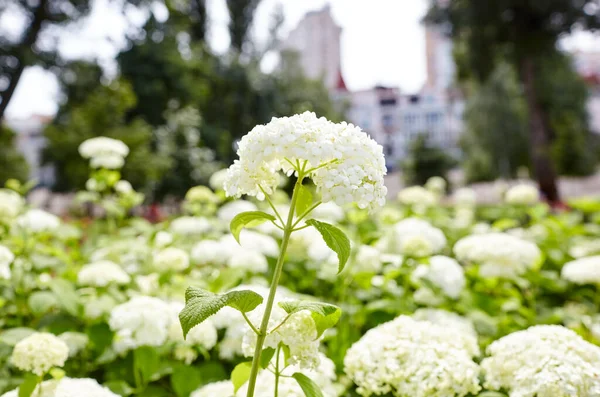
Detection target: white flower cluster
<box><xmin>0</xmin><ymin>244</ymin><xmax>14</xmax><ymax>280</ymax></box>
<box><xmin>425</xmin><ymin>176</ymin><xmax>446</xmax><ymax>195</ymax></box>
<box><xmin>344</xmin><ymin>314</ymin><xmax>481</xmax><ymax>397</ymax></box>
<box><xmin>16</xmin><ymin>209</ymin><xmax>60</xmax><ymax>233</ymax></box>
<box><xmin>397</xmin><ymin>186</ymin><xmax>437</xmax><ymax>209</ymax></box>
<box><xmin>569</xmin><ymin>238</ymin><xmax>600</xmax><ymax>258</ymax></box>
<box><xmin>505</xmin><ymin>184</ymin><xmax>539</xmax><ymax>205</ymax></box>
<box><xmin>10</xmin><ymin>332</ymin><xmax>69</xmax><ymax>376</ymax></box>
<box><xmin>561</xmin><ymin>256</ymin><xmax>600</xmax><ymax>284</ymax></box>
<box><xmin>77</xmin><ymin>260</ymin><xmax>131</xmax><ymax>287</ymax></box>
<box><xmin>411</xmin><ymin>255</ymin><xmax>466</xmax><ymax>299</ymax></box>
<box><xmin>167</xmin><ymin>302</ymin><xmax>218</xmax><ymax>363</ymax></box>
<box><xmin>59</xmin><ymin>332</ymin><xmax>89</xmax><ymax>357</ymax></box>
<box><xmin>109</xmin><ymin>296</ymin><xmax>174</xmax><ymax>353</ymax></box>
<box><xmin>191</xmin><ymin>381</ymin><xmax>234</xmax><ymax>397</ymax></box>
<box><xmin>154</xmin><ymin>247</ymin><xmax>190</xmax><ymax>272</ymax></box>
<box><xmin>352</xmin><ymin>245</ymin><xmax>383</xmax><ymax>274</ymax></box>
<box><xmin>209</xmin><ymin>168</ymin><xmax>229</xmax><ymax>191</ymax></box>
<box><xmin>311</xmin><ymin>202</ymin><xmax>345</xmax><ymax>223</ymax></box>
<box><xmin>169</xmin><ymin>216</ymin><xmax>212</xmax><ymax>235</ymax></box>
<box><xmin>217</xmin><ymin>200</ymin><xmax>258</xmax><ymax>224</ymax></box>
<box><xmin>243</xmin><ymin>303</ymin><xmax>321</xmax><ymax>369</ymax></box>
<box><xmin>481</xmin><ymin>325</ymin><xmax>600</xmax><ymax>397</ymax></box>
<box><xmin>78</xmin><ymin>137</ymin><xmax>129</xmax><ymax>169</ymax></box>
<box><xmin>454</xmin><ymin>232</ymin><xmax>542</xmax><ymax>278</ymax></box>
<box><xmin>223</xmin><ymin>112</ymin><xmax>387</xmax><ymax>210</ymax></box>
<box><xmin>0</xmin><ymin>189</ymin><xmax>23</xmax><ymax>224</ymax></box>
<box><xmin>411</xmin><ymin>309</ymin><xmax>478</xmax><ymax>342</ymax></box>
<box><xmin>1</xmin><ymin>378</ymin><xmax>120</xmax><ymax>397</ymax></box>
<box><xmin>114</xmin><ymin>180</ymin><xmax>133</xmax><ymax>194</ymax></box>
<box><xmin>453</xmin><ymin>188</ymin><xmax>477</xmax><ymax>207</ymax></box>
<box><xmin>378</xmin><ymin>217</ymin><xmax>446</xmax><ymax>257</ymax></box>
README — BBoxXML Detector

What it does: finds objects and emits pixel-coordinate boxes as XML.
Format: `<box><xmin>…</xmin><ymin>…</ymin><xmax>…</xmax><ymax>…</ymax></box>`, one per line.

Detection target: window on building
<box><xmin>382</xmin><ymin>114</ymin><xmax>393</xmax><ymax>127</ymax></box>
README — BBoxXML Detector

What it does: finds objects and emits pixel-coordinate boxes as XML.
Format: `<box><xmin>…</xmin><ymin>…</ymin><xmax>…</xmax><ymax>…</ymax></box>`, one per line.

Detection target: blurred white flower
<box><xmin>1</xmin><ymin>378</ymin><xmax>120</xmax><ymax>397</ymax></box>
<box><xmin>0</xmin><ymin>244</ymin><xmax>14</xmax><ymax>280</ymax></box>
<box><xmin>79</xmin><ymin>137</ymin><xmax>129</xmax><ymax>159</ymax></box>
<box><xmin>481</xmin><ymin>325</ymin><xmax>600</xmax><ymax>397</ymax></box>
<box><xmin>561</xmin><ymin>256</ymin><xmax>600</xmax><ymax>284</ymax></box>
<box><xmin>10</xmin><ymin>332</ymin><xmax>69</xmax><ymax>376</ymax></box>
<box><xmin>16</xmin><ymin>209</ymin><xmax>60</xmax><ymax>233</ymax></box>
<box><xmin>154</xmin><ymin>231</ymin><xmax>173</xmax><ymax>247</ymax></box>
<box><xmin>505</xmin><ymin>184</ymin><xmax>539</xmax><ymax>205</ymax></box>
<box><xmin>114</xmin><ymin>180</ymin><xmax>133</xmax><ymax>194</ymax></box>
<box><xmin>209</xmin><ymin>168</ymin><xmax>229</xmax><ymax>191</ymax></box>
<box><xmin>411</xmin><ymin>255</ymin><xmax>465</xmax><ymax>299</ymax></box>
<box><xmin>77</xmin><ymin>260</ymin><xmax>131</xmax><ymax>287</ymax></box>
<box><xmin>311</xmin><ymin>202</ymin><xmax>345</xmax><ymax>223</ymax></box>
<box><xmin>453</xmin><ymin>188</ymin><xmax>477</xmax><ymax>207</ymax></box>
<box><xmin>397</xmin><ymin>186</ymin><xmax>437</xmax><ymax>209</ymax></box>
<box><xmin>154</xmin><ymin>247</ymin><xmax>190</xmax><ymax>272</ymax></box>
<box><xmin>379</xmin><ymin>218</ymin><xmax>446</xmax><ymax>257</ymax></box>
<box><xmin>169</xmin><ymin>216</ymin><xmax>212</xmax><ymax>235</ymax></box>
<box><xmin>217</xmin><ymin>200</ymin><xmax>258</xmax><ymax>224</ymax></box>
<box><xmin>0</xmin><ymin>189</ymin><xmax>23</xmax><ymax>224</ymax></box>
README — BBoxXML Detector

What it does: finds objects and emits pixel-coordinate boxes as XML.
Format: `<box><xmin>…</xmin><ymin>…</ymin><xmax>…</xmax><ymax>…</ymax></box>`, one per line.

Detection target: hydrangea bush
<box><xmin>0</xmin><ymin>120</ymin><xmax>600</xmax><ymax>397</ymax></box>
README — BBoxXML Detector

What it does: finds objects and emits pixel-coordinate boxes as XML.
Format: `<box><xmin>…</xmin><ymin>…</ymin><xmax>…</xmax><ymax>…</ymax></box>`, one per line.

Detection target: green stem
<box><xmin>242</xmin><ymin>312</ymin><xmax>261</xmax><ymax>335</ymax></box>
<box><xmin>274</xmin><ymin>344</ymin><xmax>281</xmax><ymax>397</ymax></box>
<box><xmin>245</xmin><ymin>174</ymin><xmax>304</xmax><ymax>397</ymax></box>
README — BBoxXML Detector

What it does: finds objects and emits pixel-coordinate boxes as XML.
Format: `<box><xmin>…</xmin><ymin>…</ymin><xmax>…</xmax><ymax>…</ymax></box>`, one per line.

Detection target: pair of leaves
<box><xmin>305</xmin><ymin>219</ymin><xmax>350</xmax><ymax>273</ymax></box>
<box><xmin>278</xmin><ymin>300</ymin><xmax>341</xmax><ymax>338</ymax></box>
<box><xmin>179</xmin><ymin>287</ymin><xmax>263</xmax><ymax>338</ymax></box>
<box><xmin>231</xmin><ymin>363</ymin><xmax>324</xmax><ymax>397</ymax></box>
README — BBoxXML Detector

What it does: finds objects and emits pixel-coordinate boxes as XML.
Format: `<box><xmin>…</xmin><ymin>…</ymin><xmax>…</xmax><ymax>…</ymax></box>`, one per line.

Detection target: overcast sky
<box><xmin>4</xmin><ymin>0</ymin><xmax>600</xmax><ymax>119</ymax></box>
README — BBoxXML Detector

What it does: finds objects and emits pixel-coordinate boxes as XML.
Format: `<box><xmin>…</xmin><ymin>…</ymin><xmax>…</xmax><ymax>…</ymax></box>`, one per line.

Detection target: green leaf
<box><xmin>260</xmin><ymin>347</ymin><xmax>276</xmax><ymax>369</ymax></box>
<box><xmin>278</xmin><ymin>301</ymin><xmax>342</xmax><ymax>337</ymax></box>
<box><xmin>231</xmin><ymin>362</ymin><xmax>252</xmax><ymax>393</ymax></box>
<box><xmin>49</xmin><ymin>279</ymin><xmax>80</xmax><ymax>317</ymax></box>
<box><xmin>18</xmin><ymin>373</ymin><xmax>40</xmax><ymax>397</ymax></box>
<box><xmin>171</xmin><ymin>365</ymin><xmax>202</xmax><ymax>397</ymax></box>
<box><xmin>0</xmin><ymin>328</ymin><xmax>36</xmax><ymax>346</ymax></box>
<box><xmin>179</xmin><ymin>287</ymin><xmax>263</xmax><ymax>338</ymax></box>
<box><xmin>305</xmin><ymin>219</ymin><xmax>350</xmax><ymax>273</ymax></box>
<box><xmin>196</xmin><ymin>362</ymin><xmax>227</xmax><ymax>385</ymax></box>
<box><xmin>28</xmin><ymin>291</ymin><xmax>59</xmax><ymax>316</ymax></box>
<box><xmin>230</xmin><ymin>211</ymin><xmax>276</xmax><ymax>243</ymax></box>
<box><xmin>104</xmin><ymin>381</ymin><xmax>134</xmax><ymax>396</ymax></box>
<box><xmin>134</xmin><ymin>346</ymin><xmax>161</xmax><ymax>385</ymax></box>
<box><xmin>291</xmin><ymin>373</ymin><xmax>324</xmax><ymax>397</ymax></box>
<box><xmin>295</xmin><ymin>184</ymin><xmax>313</xmax><ymax>216</ymax></box>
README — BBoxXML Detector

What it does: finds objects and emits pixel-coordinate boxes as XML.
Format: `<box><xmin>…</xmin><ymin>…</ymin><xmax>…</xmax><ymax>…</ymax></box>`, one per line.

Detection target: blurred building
<box><xmin>281</xmin><ymin>5</ymin><xmax>464</xmax><ymax>170</ymax></box>
<box><xmin>5</xmin><ymin>115</ymin><xmax>55</xmax><ymax>186</ymax></box>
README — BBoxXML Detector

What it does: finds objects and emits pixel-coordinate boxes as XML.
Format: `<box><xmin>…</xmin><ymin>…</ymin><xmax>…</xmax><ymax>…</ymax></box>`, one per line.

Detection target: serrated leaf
<box><xmin>49</xmin><ymin>279</ymin><xmax>80</xmax><ymax>317</ymax></box>
<box><xmin>0</xmin><ymin>328</ymin><xmax>36</xmax><ymax>346</ymax></box>
<box><xmin>18</xmin><ymin>373</ymin><xmax>40</xmax><ymax>397</ymax></box>
<box><xmin>278</xmin><ymin>301</ymin><xmax>341</xmax><ymax>337</ymax></box>
<box><xmin>260</xmin><ymin>347</ymin><xmax>276</xmax><ymax>369</ymax></box>
<box><xmin>179</xmin><ymin>287</ymin><xmax>263</xmax><ymax>338</ymax></box>
<box><xmin>230</xmin><ymin>211</ymin><xmax>276</xmax><ymax>243</ymax></box>
<box><xmin>292</xmin><ymin>373</ymin><xmax>324</xmax><ymax>397</ymax></box>
<box><xmin>295</xmin><ymin>184</ymin><xmax>313</xmax><ymax>216</ymax></box>
<box><xmin>305</xmin><ymin>219</ymin><xmax>350</xmax><ymax>273</ymax></box>
<box><xmin>231</xmin><ymin>362</ymin><xmax>252</xmax><ymax>393</ymax></box>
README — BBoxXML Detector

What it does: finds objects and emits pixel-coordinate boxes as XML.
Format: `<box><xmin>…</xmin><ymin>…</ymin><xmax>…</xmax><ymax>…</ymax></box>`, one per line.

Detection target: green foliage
<box><xmin>461</xmin><ymin>64</ymin><xmax>529</xmax><ymax>182</ymax></box>
<box><xmin>231</xmin><ymin>362</ymin><xmax>252</xmax><ymax>393</ymax></box>
<box><xmin>278</xmin><ymin>300</ymin><xmax>342</xmax><ymax>337</ymax></box>
<box><xmin>291</xmin><ymin>373</ymin><xmax>324</xmax><ymax>397</ymax></box>
<box><xmin>179</xmin><ymin>287</ymin><xmax>263</xmax><ymax>338</ymax></box>
<box><xmin>43</xmin><ymin>81</ymin><xmax>171</xmax><ymax>192</ymax></box>
<box><xmin>0</xmin><ymin>126</ymin><xmax>29</xmax><ymax>186</ymax></box>
<box><xmin>230</xmin><ymin>211</ymin><xmax>277</xmax><ymax>243</ymax></box>
<box><xmin>401</xmin><ymin>134</ymin><xmax>456</xmax><ymax>185</ymax></box>
<box><xmin>305</xmin><ymin>219</ymin><xmax>351</xmax><ymax>273</ymax></box>
<box><xmin>18</xmin><ymin>373</ymin><xmax>39</xmax><ymax>397</ymax></box>
<box><xmin>226</xmin><ymin>0</ymin><xmax>262</xmax><ymax>52</ymax></box>
<box><xmin>295</xmin><ymin>184</ymin><xmax>313</xmax><ymax>217</ymax></box>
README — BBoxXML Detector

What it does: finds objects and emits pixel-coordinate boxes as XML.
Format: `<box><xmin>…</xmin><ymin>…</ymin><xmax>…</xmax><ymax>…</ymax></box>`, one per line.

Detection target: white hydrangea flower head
<box><xmin>185</xmin><ymin>185</ymin><xmax>218</xmax><ymax>203</ymax></box>
<box><xmin>453</xmin><ymin>188</ymin><xmax>477</xmax><ymax>207</ymax></box>
<box><xmin>109</xmin><ymin>296</ymin><xmax>174</xmax><ymax>353</ymax></box>
<box><xmin>311</xmin><ymin>201</ymin><xmax>345</xmax><ymax>223</ymax></box>
<box><xmin>79</xmin><ymin>136</ymin><xmax>129</xmax><ymax>159</ymax></box>
<box><xmin>454</xmin><ymin>232</ymin><xmax>541</xmax><ymax>278</ymax></box>
<box><xmin>154</xmin><ymin>247</ymin><xmax>190</xmax><ymax>272</ymax></box>
<box><xmin>191</xmin><ymin>239</ymin><xmax>230</xmax><ymax>266</ymax></box>
<box><xmin>344</xmin><ymin>315</ymin><xmax>481</xmax><ymax>397</ymax></box>
<box><xmin>77</xmin><ymin>260</ymin><xmax>131</xmax><ymax>287</ymax></box>
<box><xmin>0</xmin><ymin>189</ymin><xmax>23</xmax><ymax>224</ymax></box>
<box><xmin>10</xmin><ymin>332</ymin><xmax>69</xmax><ymax>376</ymax></box>
<box><xmin>397</xmin><ymin>186</ymin><xmax>437</xmax><ymax>208</ymax></box>
<box><xmin>0</xmin><ymin>378</ymin><xmax>120</xmax><ymax>397</ymax></box>
<box><xmin>505</xmin><ymin>184</ymin><xmax>539</xmax><ymax>205</ymax></box>
<box><xmin>424</xmin><ymin>176</ymin><xmax>446</xmax><ymax>195</ymax></box>
<box><xmin>134</xmin><ymin>273</ymin><xmax>160</xmax><ymax>295</ymax></box>
<box><xmin>411</xmin><ymin>309</ymin><xmax>478</xmax><ymax>347</ymax></box>
<box><xmin>191</xmin><ymin>381</ymin><xmax>235</xmax><ymax>397</ymax></box>
<box><xmin>481</xmin><ymin>325</ymin><xmax>600</xmax><ymax>397</ymax></box>
<box><xmin>114</xmin><ymin>180</ymin><xmax>133</xmax><ymax>194</ymax></box>
<box><xmin>169</xmin><ymin>216</ymin><xmax>212</xmax><ymax>235</ymax></box>
<box><xmin>561</xmin><ymin>256</ymin><xmax>600</xmax><ymax>284</ymax></box>
<box><xmin>380</xmin><ymin>217</ymin><xmax>446</xmax><ymax>257</ymax></box>
<box><xmin>16</xmin><ymin>209</ymin><xmax>60</xmax><ymax>233</ymax></box>
<box><xmin>220</xmin><ymin>230</ymin><xmax>279</xmax><ymax>257</ymax></box>
<box><xmin>209</xmin><ymin>168</ymin><xmax>229</xmax><ymax>191</ymax></box>
<box><xmin>411</xmin><ymin>255</ymin><xmax>465</xmax><ymax>299</ymax></box>
<box><xmin>217</xmin><ymin>200</ymin><xmax>258</xmax><ymax>224</ymax></box>
<box><xmin>90</xmin><ymin>154</ymin><xmax>125</xmax><ymax>169</ymax></box>
<box><xmin>569</xmin><ymin>238</ymin><xmax>600</xmax><ymax>258</ymax></box>
<box><xmin>228</xmin><ymin>248</ymin><xmax>268</xmax><ymax>273</ymax></box>
<box><xmin>352</xmin><ymin>245</ymin><xmax>383</xmax><ymax>274</ymax></box>
<box><xmin>0</xmin><ymin>244</ymin><xmax>14</xmax><ymax>280</ymax></box>
<box><xmin>59</xmin><ymin>332</ymin><xmax>89</xmax><ymax>357</ymax></box>
<box><xmin>154</xmin><ymin>231</ymin><xmax>173</xmax><ymax>248</ymax></box>
<box><xmin>224</xmin><ymin>112</ymin><xmax>387</xmax><ymax>209</ymax></box>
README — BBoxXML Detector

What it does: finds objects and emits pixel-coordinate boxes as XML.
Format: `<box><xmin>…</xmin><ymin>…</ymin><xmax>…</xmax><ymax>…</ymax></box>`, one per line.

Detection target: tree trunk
<box><xmin>0</xmin><ymin>0</ymin><xmax>48</xmax><ymax>120</ymax></box>
<box><xmin>520</xmin><ymin>57</ymin><xmax>560</xmax><ymax>203</ymax></box>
